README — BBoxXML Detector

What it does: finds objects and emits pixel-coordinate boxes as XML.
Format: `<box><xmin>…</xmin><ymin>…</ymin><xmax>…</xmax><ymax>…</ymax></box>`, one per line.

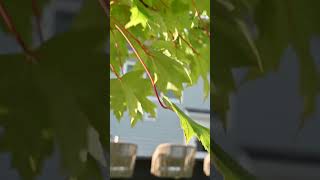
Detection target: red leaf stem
<box><xmin>114</xmin><ymin>24</ymin><xmax>171</xmax><ymax>110</ymax></box>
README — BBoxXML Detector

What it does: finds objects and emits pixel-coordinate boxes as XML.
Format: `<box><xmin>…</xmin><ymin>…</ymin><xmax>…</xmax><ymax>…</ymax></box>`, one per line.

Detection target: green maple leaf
<box><xmin>148</xmin><ymin>50</ymin><xmax>192</xmax><ymax>99</ymax></box>
<box><xmin>110</xmin><ymin>29</ymin><xmax>128</xmax><ymax>74</ymax></box>
<box><xmin>163</xmin><ymin>97</ymin><xmax>210</xmax><ymax>152</ymax></box>
<box><xmin>163</xmin><ymin>97</ymin><xmax>256</xmax><ymax>180</ymax></box>
<box><xmin>110</xmin><ymin>3</ymin><xmax>131</xmax><ymax>28</ymax></box>
<box><xmin>110</xmin><ymin>70</ymin><xmax>156</xmax><ymax>127</ymax></box>
<box><xmin>125</xmin><ymin>6</ymin><xmax>149</xmax><ymax>29</ymax></box>
<box><xmin>0</xmin><ymin>54</ymin><xmax>54</xmax><ymax>180</ymax></box>
<box><xmin>187</xmin><ymin>29</ymin><xmax>210</xmax><ymax>99</ymax></box>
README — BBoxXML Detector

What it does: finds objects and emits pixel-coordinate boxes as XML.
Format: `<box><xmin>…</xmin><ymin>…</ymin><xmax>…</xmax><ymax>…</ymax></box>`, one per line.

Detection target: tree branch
<box><xmin>110</xmin><ymin>64</ymin><xmax>122</xmax><ymax>80</ymax></box>
<box><xmin>191</xmin><ymin>0</ymin><xmax>210</xmax><ymax>37</ymax></box>
<box><xmin>178</xmin><ymin>33</ymin><xmax>200</xmax><ymax>56</ymax></box>
<box><xmin>111</xmin><ymin>17</ymin><xmax>153</xmax><ymax>57</ymax></box>
<box><xmin>115</xmin><ymin>24</ymin><xmax>171</xmax><ymax>110</ymax></box>
<box><xmin>0</xmin><ymin>0</ymin><xmax>35</xmax><ymax>62</ymax></box>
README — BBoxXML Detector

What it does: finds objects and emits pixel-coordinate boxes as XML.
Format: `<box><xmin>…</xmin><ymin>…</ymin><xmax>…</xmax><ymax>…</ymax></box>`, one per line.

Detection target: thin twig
<box><xmin>191</xmin><ymin>0</ymin><xmax>210</xmax><ymax>37</ymax></box>
<box><xmin>115</xmin><ymin>24</ymin><xmax>171</xmax><ymax>110</ymax></box>
<box><xmin>168</xmin><ymin>30</ymin><xmax>178</xmax><ymax>56</ymax></box>
<box><xmin>110</xmin><ymin>64</ymin><xmax>122</xmax><ymax>80</ymax></box>
<box><xmin>178</xmin><ymin>33</ymin><xmax>199</xmax><ymax>55</ymax></box>
<box><xmin>0</xmin><ymin>0</ymin><xmax>35</xmax><ymax>61</ymax></box>
<box><xmin>111</xmin><ymin>17</ymin><xmax>153</xmax><ymax>57</ymax></box>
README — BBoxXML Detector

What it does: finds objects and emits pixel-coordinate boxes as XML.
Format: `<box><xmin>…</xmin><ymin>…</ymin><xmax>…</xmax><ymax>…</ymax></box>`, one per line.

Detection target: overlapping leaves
<box><xmin>253</xmin><ymin>0</ymin><xmax>320</xmax><ymax>127</ymax></box>
<box><xmin>110</xmin><ymin>70</ymin><xmax>156</xmax><ymax>126</ymax></box>
<box><xmin>213</xmin><ymin>0</ymin><xmax>263</xmax><ymax>130</ymax></box>
<box><xmin>110</xmin><ymin>0</ymin><xmax>210</xmax><ymax>126</ymax></box>
<box><xmin>0</xmin><ymin>0</ymin><xmax>108</xmax><ymax>179</ymax></box>
<box><xmin>213</xmin><ymin>0</ymin><xmax>320</xmax><ymax>130</ymax></box>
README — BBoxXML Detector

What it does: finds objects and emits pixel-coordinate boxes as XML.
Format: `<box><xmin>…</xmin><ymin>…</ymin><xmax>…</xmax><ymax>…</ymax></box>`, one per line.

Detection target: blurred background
<box><xmin>211</xmin><ymin>45</ymin><xmax>320</xmax><ymax>180</ymax></box>
<box><xmin>2</xmin><ymin>0</ymin><xmax>320</xmax><ymax>180</ymax></box>
<box><xmin>213</xmin><ymin>45</ymin><xmax>320</xmax><ymax>180</ymax></box>
<box><xmin>213</xmin><ymin>1</ymin><xmax>320</xmax><ymax>179</ymax></box>
<box><xmin>0</xmin><ymin>0</ymin><xmax>109</xmax><ymax>179</ymax></box>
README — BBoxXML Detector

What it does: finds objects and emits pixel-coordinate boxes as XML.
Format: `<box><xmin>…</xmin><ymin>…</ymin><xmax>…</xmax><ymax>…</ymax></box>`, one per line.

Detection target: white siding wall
<box><xmin>110</xmin><ymin>78</ymin><xmax>210</xmax><ymax>157</ymax></box>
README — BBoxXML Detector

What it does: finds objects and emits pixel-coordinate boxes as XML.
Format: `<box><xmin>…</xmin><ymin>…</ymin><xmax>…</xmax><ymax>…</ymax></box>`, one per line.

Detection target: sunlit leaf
<box><xmin>125</xmin><ymin>6</ymin><xmax>149</xmax><ymax>29</ymax></box>
<box><xmin>163</xmin><ymin>97</ymin><xmax>210</xmax><ymax>152</ymax></box>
